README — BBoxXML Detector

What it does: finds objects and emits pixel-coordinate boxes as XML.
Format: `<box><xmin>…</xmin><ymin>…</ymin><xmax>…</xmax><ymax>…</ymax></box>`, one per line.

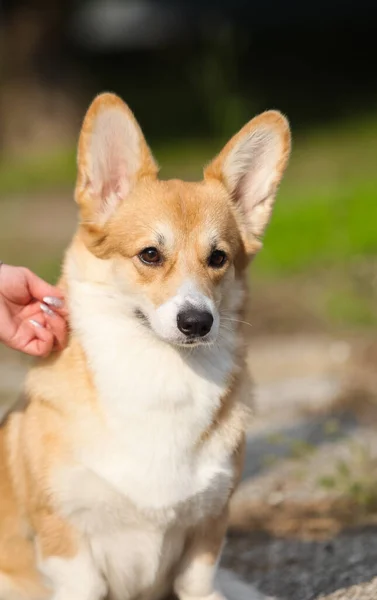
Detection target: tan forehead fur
<box><xmin>90</xmin><ymin>178</ymin><xmax>242</xmax><ymax>253</ymax></box>
<box><xmin>75</xmin><ymin>178</ymin><xmax>247</xmax><ymax>307</ymax></box>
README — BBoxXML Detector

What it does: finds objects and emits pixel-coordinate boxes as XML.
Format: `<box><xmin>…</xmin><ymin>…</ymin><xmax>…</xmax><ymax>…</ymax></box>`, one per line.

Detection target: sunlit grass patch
<box><xmin>0</xmin><ymin>148</ymin><xmax>76</xmax><ymax>196</ymax></box>
<box><xmin>255</xmin><ymin>179</ymin><xmax>377</xmax><ymax>276</ymax></box>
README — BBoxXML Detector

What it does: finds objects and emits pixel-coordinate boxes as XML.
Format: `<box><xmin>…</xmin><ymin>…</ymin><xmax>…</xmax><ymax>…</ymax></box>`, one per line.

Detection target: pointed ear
<box><xmin>75</xmin><ymin>93</ymin><xmax>158</xmax><ymax>225</ymax></box>
<box><xmin>204</xmin><ymin>111</ymin><xmax>290</xmax><ymax>247</ymax></box>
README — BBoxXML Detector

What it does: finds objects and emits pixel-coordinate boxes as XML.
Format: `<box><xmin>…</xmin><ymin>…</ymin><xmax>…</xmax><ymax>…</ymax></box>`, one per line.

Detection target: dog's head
<box><xmin>73</xmin><ymin>93</ymin><xmax>290</xmax><ymax>347</ymax></box>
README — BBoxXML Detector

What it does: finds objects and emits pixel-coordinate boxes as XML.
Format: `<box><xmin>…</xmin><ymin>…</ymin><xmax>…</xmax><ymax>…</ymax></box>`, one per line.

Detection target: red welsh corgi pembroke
<box><xmin>0</xmin><ymin>93</ymin><xmax>290</xmax><ymax>600</ymax></box>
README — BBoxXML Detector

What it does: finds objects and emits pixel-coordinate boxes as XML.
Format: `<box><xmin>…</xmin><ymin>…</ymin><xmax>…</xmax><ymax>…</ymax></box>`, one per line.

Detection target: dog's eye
<box><xmin>139</xmin><ymin>247</ymin><xmax>162</xmax><ymax>265</ymax></box>
<box><xmin>208</xmin><ymin>249</ymin><xmax>227</xmax><ymax>268</ymax></box>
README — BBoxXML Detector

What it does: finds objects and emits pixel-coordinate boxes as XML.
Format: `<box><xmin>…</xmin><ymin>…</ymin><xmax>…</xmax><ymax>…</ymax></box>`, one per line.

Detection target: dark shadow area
<box><xmin>1</xmin><ymin>0</ymin><xmax>377</xmax><ymax>152</ymax></box>
<box><xmin>222</xmin><ymin>526</ymin><xmax>377</xmax><ymax>600</ymax></box>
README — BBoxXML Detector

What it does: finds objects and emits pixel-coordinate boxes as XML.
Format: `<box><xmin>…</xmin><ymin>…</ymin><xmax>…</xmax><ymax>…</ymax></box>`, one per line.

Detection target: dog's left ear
<box><xmin>204</xmin><ymin>111</ymin><xmax>291</xmax><ymax>248</ymax></box>
<box><xmin>76</xmin><ymin>93</ymin><xmax>158</xmax><ymax>226</ymax></box>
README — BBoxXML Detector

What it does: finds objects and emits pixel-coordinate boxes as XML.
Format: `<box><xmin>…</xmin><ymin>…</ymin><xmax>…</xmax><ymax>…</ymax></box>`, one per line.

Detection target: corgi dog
<box><xmin>0</xmin><ymin>93</ymin><xmax>290</xmax><ymax>600</ymax></box>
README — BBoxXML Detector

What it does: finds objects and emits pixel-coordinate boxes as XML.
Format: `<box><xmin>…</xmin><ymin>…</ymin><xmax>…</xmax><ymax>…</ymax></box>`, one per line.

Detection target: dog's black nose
<box><xmin>177</xmin><ymin>309</ymin><xmax>214</xmax><ymax>338</ymax></box>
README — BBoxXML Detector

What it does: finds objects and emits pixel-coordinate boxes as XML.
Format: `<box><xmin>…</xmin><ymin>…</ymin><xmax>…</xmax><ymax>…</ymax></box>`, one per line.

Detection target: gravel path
<box><xmin>223</xmin><ymin>528</ymin><xmax>377</xmax><ymax>600</ymax></box>
<box><xmin>319</xmin><ymin>577</ymin><xmax>377</xmax><ymax>599</ymax></box>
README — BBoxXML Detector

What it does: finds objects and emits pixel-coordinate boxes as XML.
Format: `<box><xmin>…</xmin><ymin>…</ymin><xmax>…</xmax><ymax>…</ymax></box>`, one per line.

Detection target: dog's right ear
<box><xmin>76</xmin><ymin>93</ymin><xmax>158</xmax><ymax>226</ymax></box>
<box><xmin>204</xmin><ymin>111</ymin><xmax>290</xmax><ymax>253</ymax></box>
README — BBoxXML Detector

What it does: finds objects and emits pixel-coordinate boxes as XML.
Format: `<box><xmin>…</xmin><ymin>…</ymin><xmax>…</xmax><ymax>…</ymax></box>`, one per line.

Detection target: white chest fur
<box><xmin>63</xmin><ymin>279</ymin><xmax>238</xmax><ymax>526</ymax></box>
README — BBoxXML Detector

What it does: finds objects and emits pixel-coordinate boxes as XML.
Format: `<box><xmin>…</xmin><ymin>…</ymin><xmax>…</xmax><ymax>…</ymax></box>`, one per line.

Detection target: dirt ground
<box><xmin>1</xmin><ymin>192</ymin><xmax>377</xmax><ymax>599</ymax></box>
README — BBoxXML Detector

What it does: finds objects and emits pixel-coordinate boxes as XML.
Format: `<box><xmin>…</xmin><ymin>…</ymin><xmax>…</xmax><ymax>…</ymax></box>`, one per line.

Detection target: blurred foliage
<box><xmin>0</xmin><ymin>150</ymin><xmax>77</xmax><ymax>195</ymax></box>
<box><xmin>318</xmin><ymin>442</ymin><xmax>377</xmax><ymax>514</ymax></box>
<box><xmin>324</xmin><ymin>289</ymin><xmax>376</xmax><ymax>327</ymax></box>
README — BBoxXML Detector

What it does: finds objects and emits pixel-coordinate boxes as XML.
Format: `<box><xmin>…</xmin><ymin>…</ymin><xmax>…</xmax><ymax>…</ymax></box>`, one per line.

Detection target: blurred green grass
<box><xmin>0</xmin><ymin>149</ymin><xmax>77</xmax><ymax>196</ymax></box>
<box><xmin>1</xmin><ymin>114</ymin><xmax>376</xmax><ymax>283</ymax></box>
<box><xmin>257</xmin><ymin>178</ymin><xmax>377</xmax><ymax>275</ymax></box>
<box><xmin>255</xmin><ymin>116</ymin><xmax>377</xmax><ymax>276</ymax></box>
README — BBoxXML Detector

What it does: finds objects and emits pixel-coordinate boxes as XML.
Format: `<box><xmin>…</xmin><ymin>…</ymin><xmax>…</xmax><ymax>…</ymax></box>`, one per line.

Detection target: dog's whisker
<box><xmin>220</xmin><ymin>317</ymin><xmax>253</xmax><ymax>328</ymax></box>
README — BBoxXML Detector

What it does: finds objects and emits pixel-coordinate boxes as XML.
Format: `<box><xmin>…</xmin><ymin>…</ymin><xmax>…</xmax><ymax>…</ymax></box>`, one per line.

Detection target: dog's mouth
<box><xmin>134</xmin><ymin>308</ymin><xmax>150</xmax><ymax>327</ymax></box>
<box><xmin>177</xmin><ymin>337</ymin><xmax>212</xmax><ymax>347</ymax></box>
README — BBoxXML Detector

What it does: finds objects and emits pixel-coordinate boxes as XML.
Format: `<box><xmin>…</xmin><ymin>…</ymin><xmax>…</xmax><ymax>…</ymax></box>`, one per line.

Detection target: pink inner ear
<box><xmin>236</xmin><ymin>163</ymin><xmax>274</xmax><ymax>214</ymax></box>
<box><xmin>222</xmin><ymin>125</ymin><xmax>286</xmax><ymax>238</ymax></box>
<box><xmin>86</xmin><ymin>107</ymin><xmax>141</xmax><ymax>216</ymax></box>
<box><xmin>100</xmin><ymin>163</ymin><xmax>130</xmax><ymax>202</ymax></box>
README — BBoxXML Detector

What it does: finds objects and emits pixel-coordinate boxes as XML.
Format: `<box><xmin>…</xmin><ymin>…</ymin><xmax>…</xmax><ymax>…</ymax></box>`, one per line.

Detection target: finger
<box><xmin>19</xmin><ymin>319</ymin><xmax>55</xmax><ymax>357</ymax></box>
<box><xmin>21</xmin><ymin>300</ymin><xmax>48</xmax><ymax>320</ymax></box>
<box><xmin>44</xmin><ymin>313</ymin><xmax>68</xmax><ymax>350</ymax></box>
<box><xmin>22</xmin><ymin>303</ymin><xmax>69</xmax><ymax>349</ymax></box>
<box><xmin>40</xmin><ymin>302</ymin><xmax>69</xmax><ymax>328</ymax></box>
<box><xmin>23</xmin><ymin>301</ymin><xmax>68</xmax><ymax>323</ymax></box>
<box><xmin>23</xmin><ymin>269</ymin><xmax>65</xmax><ymax>310</ymax></box>
<box><xmin>24</xmin><ymin>307</ymin><xmax>68</xmax><ymax>351</ymax></box>
<box><xmin>41</xmin><ymin>297</ymin><xmax>68</xmax><ymax>317</ymax></box>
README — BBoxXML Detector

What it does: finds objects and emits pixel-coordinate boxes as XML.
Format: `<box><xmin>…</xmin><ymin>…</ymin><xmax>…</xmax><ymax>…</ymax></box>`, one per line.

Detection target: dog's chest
<box><xmin>75</xmin><ymin>407</ymin><xmax>233</xmax><ymax>523</ymax></box>
<box><xmin>67</xmin><ymin>312</ymin><xmax>236</xmax><ymax>519</ymax></box>
<box><xmin>58</xmin><ymin>362</ymin><xmax>234</xmax><ymax>535</ymax></box>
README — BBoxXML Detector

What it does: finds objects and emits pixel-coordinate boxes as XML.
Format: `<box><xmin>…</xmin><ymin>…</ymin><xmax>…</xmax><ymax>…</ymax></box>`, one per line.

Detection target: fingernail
<box><xmin>29</xmin><ymin>319</ymin><xmax>44</xmax><ymax>329</ymax></box>
<box><xmin>40</xmin><ymin>303</ymin><xmax>55</xmax><ymax>317</ymax></box>
<box><xmin>43</xmin><ymin>296</ymin><xmax>64</xmax><ymax>309</ymax></box>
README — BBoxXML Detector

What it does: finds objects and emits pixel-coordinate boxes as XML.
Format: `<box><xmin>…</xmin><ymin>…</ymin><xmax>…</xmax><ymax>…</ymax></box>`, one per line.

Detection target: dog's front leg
<box><xmin>35</xmin><ymin>512</ymin><xmax>107</xmax><ymax>600</ymax></box>
<box><xmin>173</xmin><ymin>509</ymin><xmax>229</xmax><ymax>600</ymax></box>
<box><xmin>174</xmin><ymin>437</ymin><xmax>246</xmax><ymax>600</ymax></box>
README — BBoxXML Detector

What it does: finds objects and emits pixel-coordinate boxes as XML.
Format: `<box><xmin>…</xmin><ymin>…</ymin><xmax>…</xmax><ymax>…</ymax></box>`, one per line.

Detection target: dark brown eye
<box><xmin>139</xmin><ymin>247</ymin><xmax>162</xmax><ymax>265</ymax></box>
<box><xmin>208</xmin><ymin>249</ymin><xmax>227</xmax><ymax>268</ymax></box>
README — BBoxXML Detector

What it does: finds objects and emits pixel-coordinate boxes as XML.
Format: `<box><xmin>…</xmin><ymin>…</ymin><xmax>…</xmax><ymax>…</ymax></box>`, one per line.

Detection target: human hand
<box><xmin>0</xmin><ymin>263</ymin><xmax>68</xmax><ymax>357</ymax></box>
